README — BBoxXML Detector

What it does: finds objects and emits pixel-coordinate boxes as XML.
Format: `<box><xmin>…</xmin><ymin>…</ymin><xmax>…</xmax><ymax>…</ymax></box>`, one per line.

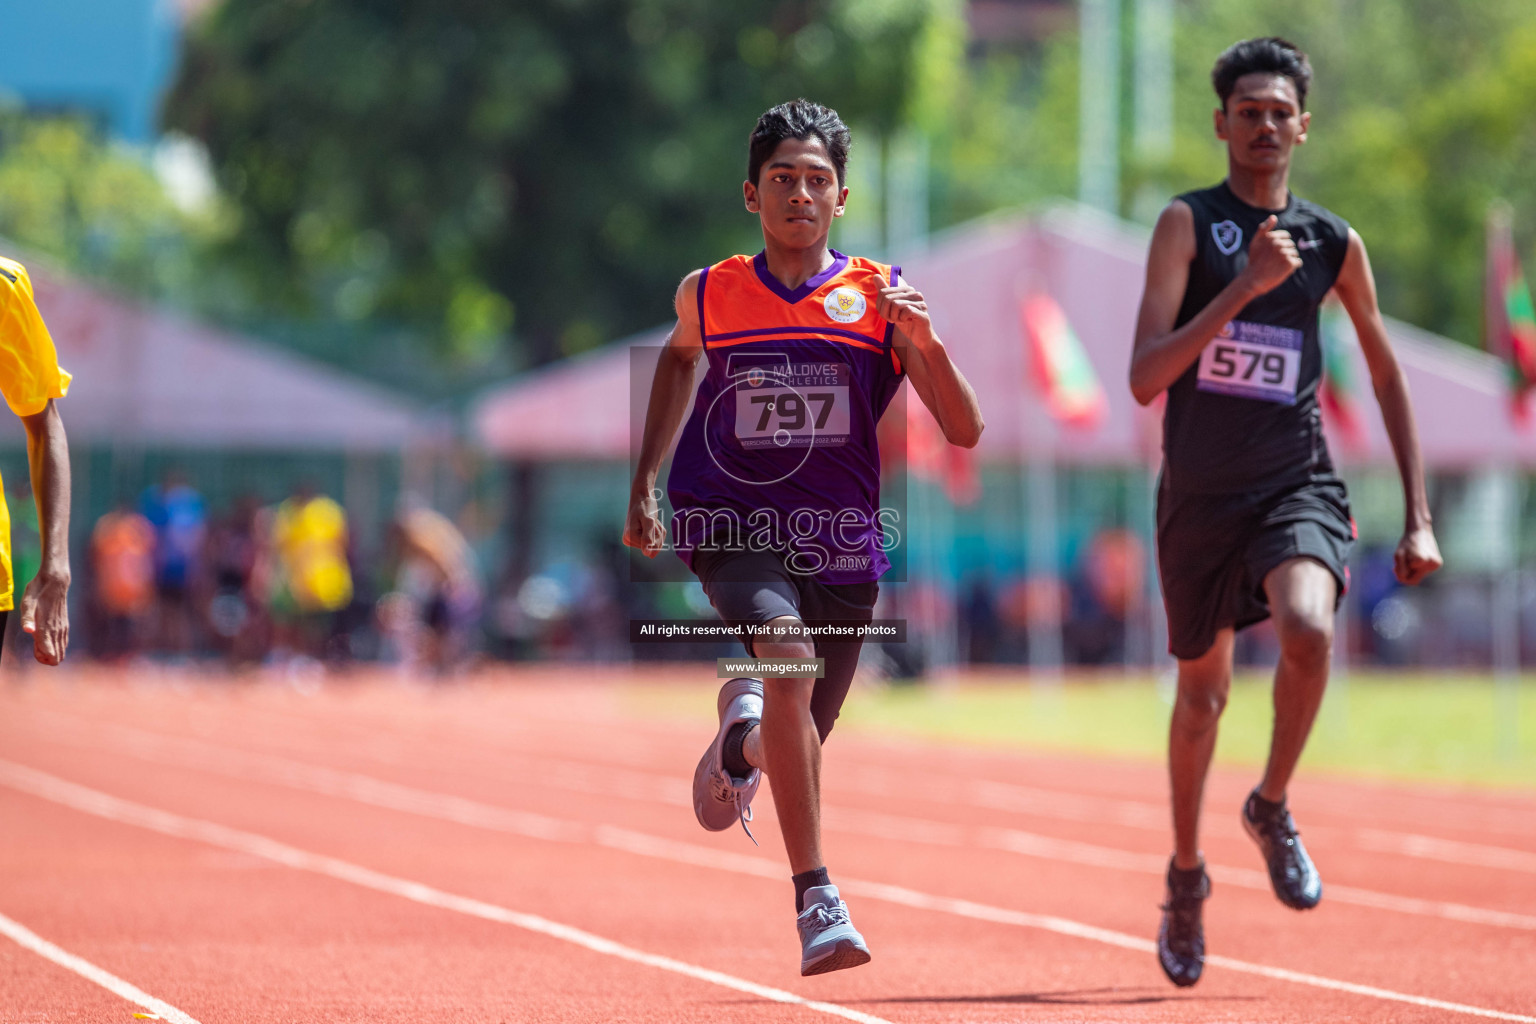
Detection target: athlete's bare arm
<box><xmin>18</xmin><ymin>399</ymin><xmax>70</xmax><ymax>664</ymax></box>
<box><xmin>881</xmin><ymin>276</ymin><xmax>984</xmax><ymax>448</ymax></box>
<box><xmin>623</xmin><ymin>271</ymin><xmax>705</xmax><ymax>558</ymax></box>
<box><xmin>1330</xmin><ymin>230</ymin><xmax>1442</xmax><ymax>586</ymax></box>
<box><xmin>1130</xmin><ymin>203</ymin><xmax>1302</xmax><ymax>404</ymax></box>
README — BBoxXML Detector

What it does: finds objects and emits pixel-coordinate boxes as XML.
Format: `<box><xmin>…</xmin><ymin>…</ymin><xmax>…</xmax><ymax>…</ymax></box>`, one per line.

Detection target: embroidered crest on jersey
<box><xmin>1212</xmin><ymin>220</ymin><xmax>1243</xmax><ymax>256</ymax></box>
<box><xmin>824</xmin><ymin>286</ymin><xmax>867</xmax><ymax>324</ymax></box>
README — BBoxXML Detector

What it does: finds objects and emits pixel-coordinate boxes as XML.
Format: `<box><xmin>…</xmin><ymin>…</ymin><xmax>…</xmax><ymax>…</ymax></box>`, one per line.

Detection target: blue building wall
<box><xmin>0</xmin><ymin>0</ymin><xmax>182</xmax><ymax>141</ymax></box>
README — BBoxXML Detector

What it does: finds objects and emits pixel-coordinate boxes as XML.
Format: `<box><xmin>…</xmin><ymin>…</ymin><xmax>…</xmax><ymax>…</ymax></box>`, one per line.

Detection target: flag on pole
<box><xmin>902</xmin><ymin>388</ymin><xmax>980</xmax><ymax>506</ymax></box>
<box><xmin>1485</xmin><ymin>202</ymin><xmax>1536</xmax><ymax>420</ymax></box>
<box><xmin>1318</xmin><ymin>302</ymin><xmax>1367</xmax><ymax>448</ymax></box>
<box><xmin>1020</xmin><ymin>293</ymin><xmax>1107</xmax><ymax>429</ymax></box>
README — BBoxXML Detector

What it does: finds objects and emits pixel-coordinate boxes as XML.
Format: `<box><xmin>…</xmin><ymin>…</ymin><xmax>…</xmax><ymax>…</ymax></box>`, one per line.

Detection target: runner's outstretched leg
<box><xmin>1244</xmin><ymin>557</ymin><xmax>1334</xmax><ymax>910</ymax></box>
<box><xmin>1169</xmin><ymin>629</ymin><xmax>1235</xmax><ymax>870</ymax></box>
<box><xmin>1258</xmin><ymin>557</ymin><xmax>1336</xmax><ymax>801</ymax></box>
<box><xmin>755</xmin><ymin>616</ymin><xmax>870</xmax><ymax>975</ymax></box>
<box><xmin>1159</xmin><ymin>628</ymin><xmax>1233</xmax><ymax>987</ymax></box>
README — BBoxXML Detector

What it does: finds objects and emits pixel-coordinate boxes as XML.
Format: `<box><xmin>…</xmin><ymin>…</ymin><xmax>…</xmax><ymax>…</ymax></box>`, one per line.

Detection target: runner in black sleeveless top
<box><xmin>1162</xmin><ymin>182</ymin><xmax>1349</xmax><ymax>497</ymax></box>
<box><xmin>1129</xmin><ymin>38</ymin><xmax>1441</xmax><ymax>988</ymax></box>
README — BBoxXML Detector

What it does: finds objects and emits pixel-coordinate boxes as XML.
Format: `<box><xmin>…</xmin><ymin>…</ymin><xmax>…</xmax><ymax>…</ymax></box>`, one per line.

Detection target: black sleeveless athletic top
<box><xmin>1161</xmin><ymin>182</ymin><xmax>1351</xmax><ymax>494</ymax></box>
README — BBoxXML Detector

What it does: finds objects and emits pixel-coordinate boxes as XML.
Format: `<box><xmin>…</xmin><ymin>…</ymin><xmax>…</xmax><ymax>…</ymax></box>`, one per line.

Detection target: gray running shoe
<box><xmin>797</xmin><ymin>884</ymin><xmax>871</xmax><ymax>976</ymax></box>
<box><xmin>692</xmin><ymin>677</ymin><xmax>763</xmax><ymax>840</ymax></box>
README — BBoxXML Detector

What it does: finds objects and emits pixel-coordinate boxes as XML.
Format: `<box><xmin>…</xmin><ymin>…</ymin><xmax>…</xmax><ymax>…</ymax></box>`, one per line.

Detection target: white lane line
<box><xmin>27</xmin><ymin>715</ymin><xmax>1536</xmax><ymax>932</ymax></box>
<box><xmin>0</xmin><ymin>761</ymin><xmax>892</xmax><ymax>1024</ymax></box>
<box><xmin>840</xmin><ymin>807</ymin><xmax>1536</xmax><ymax>932</ymax></box>
<box><xmin>221</xmin><ymin>702</ymin><xmax>1536</xmax><ymax>850</ymax></box>
<box><xmin>591</xmin><ymin>828</ymin><xmax>1536</xmax><ymax>1022</ymax></box>
<box><xmin>856</xmin><ymin>770</ymin><xmax>1170</xmax><ymax>831</ymax></box>
<box><xmin>0</xmin><ymin>910</ymin><xmax>204</xmax><ymax>1024</ymax></box>
<box><xmin>409</xmin><ymin>696</ymin><xmax>1536</xmax><ymax>837</ymax></box>
<box><xmin>1356</xmin><ymin>829</ymin><xmax>1536</xmax><ymax>874</ymax></box>
<box><xmin>123</xmin><ymin>685</ymin><xmax>1536</xmax><ymax>843</ymax></box>
<box><xmin>548</xmin><ymin>743</ymin><xmax>1536</xmax><ymax>879</ymax></box>
<box><xmin>49</xmin><ymin>700</ymin><xmax>1536</xmax><ymax>850</ymax></box>
<box><xmin>4</xmin><ymin>758</ymin><xmax>1533</xmax><ymax>1023</ymax></box>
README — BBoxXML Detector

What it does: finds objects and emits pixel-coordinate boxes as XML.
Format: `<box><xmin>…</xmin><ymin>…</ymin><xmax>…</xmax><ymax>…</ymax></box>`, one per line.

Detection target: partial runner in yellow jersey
<box><xmin>0</xmin><ymin>255</ymin><xmax>74</xmax><ymax>664</ymax></box>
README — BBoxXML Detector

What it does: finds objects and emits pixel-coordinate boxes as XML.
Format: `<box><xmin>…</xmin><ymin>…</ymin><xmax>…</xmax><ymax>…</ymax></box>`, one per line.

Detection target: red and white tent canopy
<box><xmin>472</xmin><ymin>205</ymin><xmax>1536</xmax><ymax>468</ymax></box>
<box><xmin>5</xmin><ymin>253</ymin><xmax>428</xmax><ymax>452</ymax></box>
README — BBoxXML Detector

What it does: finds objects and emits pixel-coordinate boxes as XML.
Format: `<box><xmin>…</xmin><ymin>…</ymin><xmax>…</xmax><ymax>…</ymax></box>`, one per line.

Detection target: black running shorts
<box><xmin>1156</xmin><ymin>477</ymin><xmax>1354</xmax><ymax>661</ymax></box>
<box><xmin>691</xmin><ymin>547</ymin><xmax>877</xmax><ymax>743</ymax></box>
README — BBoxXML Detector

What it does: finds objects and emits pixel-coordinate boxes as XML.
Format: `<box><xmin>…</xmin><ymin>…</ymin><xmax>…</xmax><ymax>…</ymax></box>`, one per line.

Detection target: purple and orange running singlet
<box><xmin>667</xmin><ymin>250</ymin><xmax>905</xmax><ymax>584</ymax></box>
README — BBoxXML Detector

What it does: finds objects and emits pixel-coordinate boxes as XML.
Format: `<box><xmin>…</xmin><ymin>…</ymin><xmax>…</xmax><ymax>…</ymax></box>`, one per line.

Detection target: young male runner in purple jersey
<box><xmin>623</xmin><ymin>99</ymin><xmax>983</xmax><ymax>975</ymax></box>
<box><xmin>1130</xmin><ymin>38</ymin><xmax>1442</xmax><ymax>986</ymax></box>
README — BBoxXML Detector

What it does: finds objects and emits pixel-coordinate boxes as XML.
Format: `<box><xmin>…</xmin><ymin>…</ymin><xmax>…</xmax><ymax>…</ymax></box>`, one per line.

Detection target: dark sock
<box><xmin>1168</xmin><ymin>860</ymin><xmax>1206</xmax><ymax>888</ymax></box>
<box><xmin>793</xmin><ymin>867</ymin><xmax>831</xmax><ymax>912</ymax></box>
<box><xmin>722</xmin><ymin>720</ymin><xmax>754</xmax><ymax>779</ymax></box>
<box><xmin>1247</xmin><ymin>789</ymin><xmax>1284</xmax><ymax>820</ymax></box>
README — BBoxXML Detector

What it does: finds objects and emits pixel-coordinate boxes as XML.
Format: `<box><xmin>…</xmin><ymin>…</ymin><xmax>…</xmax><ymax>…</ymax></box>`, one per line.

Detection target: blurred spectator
<box><xmin>1065</xmin><ymin>528</ymin><xmax>1146</xmax><ymax>665</ymax></box>
<box><xmin>269</xmin><ymin>484</ymin><xmax>354</xmax><ymax>663</ymax></box>
<box><xmin>204</xmin><ymin>495</ymin><xmax>270</xmax><ymax>664</ymax></box>
<box><xmin>140</xmin><ymin>471</ymin><xmax>207</xmax><ymax>656</ymax></box>
<box><xmin>1084</xmin><ymin>528</ymin><xmax>1145</xmax><ymax>621</ymax></box>
<box><xmin>1354</xmin><ymin>544</ymin><xmax>1413</xmax><ymax>664</ymax></box>
<box><xmin>89</xmin><ymin>504</ymin><xmax>156</xmax><ymax>662</ymax></box>
<box><xmin>994</xmin><ymin>576</ymin><xmax>1035</xmax><ymax>663</ymax></box>
<box><xmin>959</xmin><ymin>573</ymin><xmax>1000</xmax><ymax>664</ymax></box>
<box><xmin>379</xmin><ymin>503</ymin><xmax>482</xmax><ymax>676</ymax></box>
<box><xmin>1440</xmin><ymin>578</ymin><xmax>1492</xmax><ymax>666</ymax></box>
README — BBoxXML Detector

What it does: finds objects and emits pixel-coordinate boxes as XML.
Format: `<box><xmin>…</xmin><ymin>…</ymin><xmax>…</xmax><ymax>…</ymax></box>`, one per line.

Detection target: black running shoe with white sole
<box><xmin>1242</xmin><ymin>789</ymin><xmax>1322</xmax><ymax>910</ymax></box>
<box><xmin>1157</xmin><ymin>860</ymin><xmax>1209</xmax><ymax>988</ymax></box>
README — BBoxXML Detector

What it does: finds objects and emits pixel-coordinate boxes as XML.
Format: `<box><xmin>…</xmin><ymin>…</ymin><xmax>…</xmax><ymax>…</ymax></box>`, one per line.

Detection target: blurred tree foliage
<box><xmin>1168</xmin><ymin>0</ymin><xmax>1536</xmax><ymax>348</ymax></box>
<box><xmin>931</xmin><ymin>0</ymin><xmax>1536</xmax><ymax>349</ymax></box>
<box><xmin>0</xmin><ymin>0</ymin><xmax>1522</xmax><ymax>381</ymax></box>
<box><xmin>165</xmin><ymin>0</ymin><xmax>962</xmax><ymax>367</ymax></box>
<box><xmin>0</xmin><ymin>110</ymin><xmax>224</xmax><ymax>302</ymax></box>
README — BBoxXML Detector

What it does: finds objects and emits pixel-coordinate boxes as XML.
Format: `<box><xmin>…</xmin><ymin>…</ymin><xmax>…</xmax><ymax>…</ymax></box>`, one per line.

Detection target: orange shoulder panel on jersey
<box><xmin>698</xmin><ymin>253</ymin><xmax>901</xmax><ymax>371</ymax></box>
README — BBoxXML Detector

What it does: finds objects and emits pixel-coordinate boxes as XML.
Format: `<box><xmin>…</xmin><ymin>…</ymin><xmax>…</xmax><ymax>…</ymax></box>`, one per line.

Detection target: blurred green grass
<box><xmin>631</xmin><ymin>671</ymin><xmax>1536</xmax><ymax>790</ymax></box>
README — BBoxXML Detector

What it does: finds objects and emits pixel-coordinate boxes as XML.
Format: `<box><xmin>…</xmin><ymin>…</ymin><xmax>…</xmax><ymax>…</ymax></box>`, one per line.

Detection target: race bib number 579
<box><xmin>1196</xmin><ymin>320</ymin><xmax>1303</xmax><ymax>404</ymax></box>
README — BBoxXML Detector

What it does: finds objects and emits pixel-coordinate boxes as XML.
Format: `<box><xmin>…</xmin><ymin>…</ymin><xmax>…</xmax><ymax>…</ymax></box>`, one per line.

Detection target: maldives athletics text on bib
<box><xmin>732</xmin><ymin>359</ymin><xmax>852</xmax><ymax>449</ymax></box>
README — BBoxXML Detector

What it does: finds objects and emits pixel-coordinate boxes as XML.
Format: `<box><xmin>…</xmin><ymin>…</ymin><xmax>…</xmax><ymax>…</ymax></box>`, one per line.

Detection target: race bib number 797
<box><xmin>1196</xmin><ymin>320</ymin><xmax>1303</xmax><ymax>404</ymax></box>
<box><xmin>734</xmin><ymin>362</ymin><xmax>852</xmax><ymax>448</ymax></box>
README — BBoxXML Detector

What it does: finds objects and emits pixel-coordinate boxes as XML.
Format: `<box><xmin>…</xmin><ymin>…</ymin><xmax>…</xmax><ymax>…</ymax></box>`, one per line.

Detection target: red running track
<box><xmin>0</xmin><ymin>666</ymin><xmax>1532</xmax><ymax>1023</ymax></box>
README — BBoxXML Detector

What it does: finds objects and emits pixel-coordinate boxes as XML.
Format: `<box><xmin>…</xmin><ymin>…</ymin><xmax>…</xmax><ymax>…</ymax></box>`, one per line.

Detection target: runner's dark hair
<box><xmin>1212</xmin><ymin>37</ymin><xmax>1312</xmax><ymax>110</ymax></box>
<box><xmin>748</xmin><ymin>99</ymin><xmax>851</xmax><ymax>187</ymax></box>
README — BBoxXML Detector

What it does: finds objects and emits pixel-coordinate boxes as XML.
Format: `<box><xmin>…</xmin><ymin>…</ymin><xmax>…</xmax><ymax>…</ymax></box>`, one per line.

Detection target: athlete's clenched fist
<box><xmin>1393</xmin><ymin>526</ymin><xmax>1443</xmax><ymax>586</ymax></box>
<box><xmin>1242</xmin><ymin>214</ymin><xmax>1304</xmax><ymax>295</ymax></box>
<box><xmin>876</xmin><ymin>284</ymin><xmax>933</xmax><ymax>342</ymax></box>
<box><xmin>622</xmin><ymin>489</ymin><xmax>667</xmax><ymax>558</ymax></box>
